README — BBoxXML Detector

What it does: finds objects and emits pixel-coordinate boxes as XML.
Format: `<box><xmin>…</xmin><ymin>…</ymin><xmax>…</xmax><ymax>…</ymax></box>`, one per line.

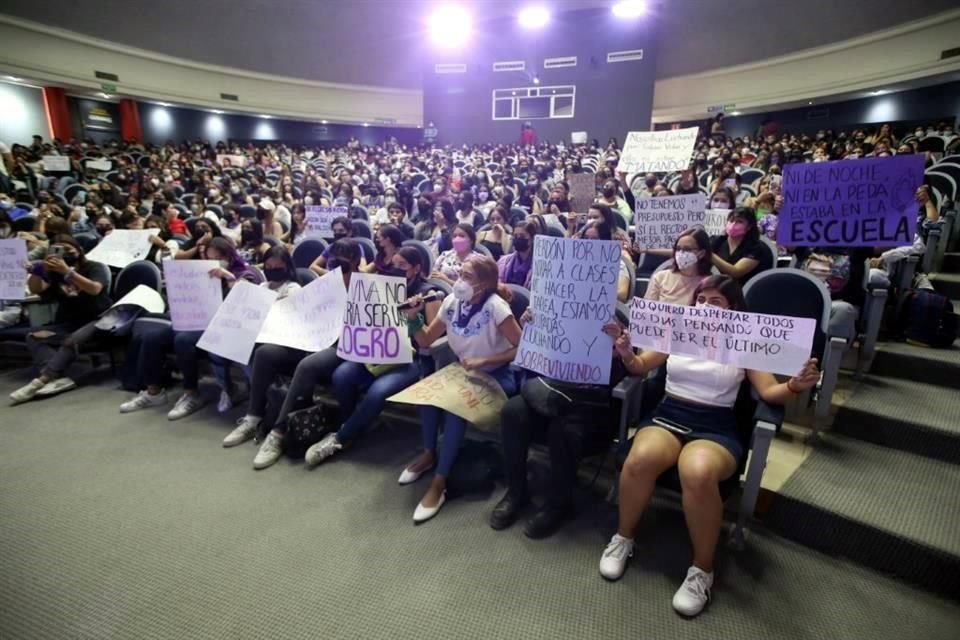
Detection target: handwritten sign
<box><xmin>197</xmin><ymin>280</ymin><xmax>277</xmax><ymax>364</ymax></box>
<box><xmin>703</xmin><ymin>207</ymin><xmax>730</xmax><ymax>237</ymax></box>
<box><xmin>163</xmin><ymin>259</ymin><xmax>224</xmax><ymax>331</ymax></box>
<box><xmin>257</xmin><ymin>269</ymin><xmax>347</xmax><ymax>351</ymax></box>
<box><xmin>566</xmin><ymin>172</ymin><xmax>596</xmax><ymax>212</ymax></box>
<box><xmin>0</xmin><ymin>239</ymin><xmax>28</xmax><ymax>300</ymax></box>
<box><xmin>85</xmin><ymin>158</ymin><xmax>113</xmax><ymax>172</ymax></box>
<box><xmin>86</xmin><ymin>229</ymin><xmax>160</xmax><ymax>268</ymax></box>
<box><xmin>571</xmin><ymin>131</ymin><xmax>588</xmax><ymax>145</ymax></box>
<box><xmin>42</xmin><ymin>156</ymin><xmax>70</xmax><ymax>172</ymax></box>
<box><xmin>628</xmin><ymin>298</ymin><xmax>816</xmax><ymax>376</ymax></box>
<box><xmin>305</xmin><ymin>205</ymin><xmax>348</xmax><ymax>238</ymax></box>
<box><xmin>388</xmin><ymin>363</ymin><xmax>508</xmax><ymax>430</ymax></box>
<box><xmin>617</xmin><ymin>128</ymin><xmax>698</xmax><ymax>174</ymax></box>
<box><xmin>777</xmin><ymin>155</ymin><xmax>924</xmax><ymax>247</ymax></box>
<box><xmin>634</xmin><ymin>194</ymin><xmax>706</xmax><ymax>249</ymax></box>
<box><xmin>107</xmin><ymin>284</ymin><xmax>164</xmax><ymax>314</ymax></box>
<box><xmin>338</xmin><ymin>273</ymin><xmax>411</xmax><ymax>364</ymax></box>
<box><xmin>216</xmin><ymin>154</ymin><xmax>247</xmax><ymax>168</ymax></box>
<box><xmin>513</xmin><ymin>236</ymin><xmax>619</xmax><ymax>384</ymax></box>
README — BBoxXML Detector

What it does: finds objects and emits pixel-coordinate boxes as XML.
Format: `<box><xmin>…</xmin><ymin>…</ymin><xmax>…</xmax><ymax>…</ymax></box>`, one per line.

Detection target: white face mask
<box><xmin>711</xmin><ymin>200</ymin><xmax>728</xmax><ymax>209</ymax></box>
<box><xmin>304</xmin><ymin>196</ymin><xmax>313</xmax><ymax>206</ymax></box>
<box><xmin>384</xmin><ymin>196</ymin><xmax>396</xmax><ymax>206</ymax></box>
<box><xmin>453</xmin><ymin>279</ymin><xmax>475</xmax><ymax>301</ymax></box>
<box><xmin>674</xmin><ymin>250</ymin><xmax>699</xmax><ymax>270</ymax></box>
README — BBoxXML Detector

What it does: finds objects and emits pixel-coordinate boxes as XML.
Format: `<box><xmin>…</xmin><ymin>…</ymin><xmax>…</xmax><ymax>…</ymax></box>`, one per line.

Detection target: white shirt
<box><xmin>665</xmin><ymin>355</ymin><xmax>745</xmax><ymax>408</ymax></box>
<box><xmin>260</xmin><ymin>280</ymin><xmax>301</xmax><ymax>300</ymax></box>
<box><xmin>438</xmin><ymin>294</ymin><xmax>514</xmax><ymax>371</ymax></box>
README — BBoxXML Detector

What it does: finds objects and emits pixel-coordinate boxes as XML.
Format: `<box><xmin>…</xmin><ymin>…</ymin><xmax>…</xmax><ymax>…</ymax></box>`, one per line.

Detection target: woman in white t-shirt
<box><xmin>402</xmin><ymin>255</ymin><xmax>522</xmax><ymax>523</ymax></box>
<box><xmin>598</xmin><ymin>275</ymin><xmax>820</xmax><ymax>617</ymax></box>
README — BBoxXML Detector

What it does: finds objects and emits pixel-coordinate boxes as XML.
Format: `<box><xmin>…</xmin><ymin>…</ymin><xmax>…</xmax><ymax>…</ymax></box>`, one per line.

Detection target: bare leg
<box><xmin>617</xmin><ymin>427</ymin><xmax>682</xmax><ymax>538</ymax></box>
<box><xmin>677</xmin><ymin>440</ymin><xmax>737</xmax><ymax>573</ymax></box>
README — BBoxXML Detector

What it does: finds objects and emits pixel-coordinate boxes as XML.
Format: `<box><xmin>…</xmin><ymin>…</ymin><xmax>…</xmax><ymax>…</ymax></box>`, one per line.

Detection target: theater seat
<box><xmin>355</xmin><ymin>237</ymin><xmax>376</xmax><ymax>262</ymax></box>
<box><xmin>112</xmin><ymin>260</ymin><xmax>162</xmax><ymax>300</ymax></box>
<box><xmin>402</xmin><ymin>239</ymin><xmax>434</xmax><ymax>274</ymax></box>
<box><xmin>295</xmin><ymin>268</ymin><xmax>317</xmax><ymax>286</ymax></box>
<box><xmin>504</xmin><ymin>284</ymin><xmax>530</xmax><ymax>319</ymax></box>
<box><xmin>292</xmin><ymin>238</ymin><xmax>327</xmax><ymax>269</ymax></box>
<box><xmin>351</xmin><ymin>219</ymin><xmax>372</xmax><ymax>239</ymax></box>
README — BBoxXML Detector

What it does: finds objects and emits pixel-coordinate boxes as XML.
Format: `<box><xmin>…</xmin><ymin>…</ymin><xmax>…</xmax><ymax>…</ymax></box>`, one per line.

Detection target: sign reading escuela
<box><xmin>617</xmin><ymin>127</ymin><xmax>699</xmax><ymax>174</ymax></box>
<box><xmin>776</xmin><ymin>155</ymin><xmax>924</xmax><ymax>247</ymax></box>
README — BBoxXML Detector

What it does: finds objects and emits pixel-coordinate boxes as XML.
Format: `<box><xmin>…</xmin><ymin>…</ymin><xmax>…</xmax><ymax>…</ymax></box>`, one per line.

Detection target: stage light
<box><xmin>429</xmin><ymin>5</ymin><xmax>471</xmax><ymax>48</ymax></box>
<box><xmin>518</xmin><ymin>6</ymin><xmax>550</xmax><ymax>28</ymax></box>
<box><xmin>612</xmin><ymin>0</ymin><xmax>647</xmax><ymax>18</ymax></box>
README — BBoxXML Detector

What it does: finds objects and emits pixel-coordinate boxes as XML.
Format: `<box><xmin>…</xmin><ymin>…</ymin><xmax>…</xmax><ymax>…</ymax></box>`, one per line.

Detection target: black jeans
<box><xmin>25</xmin><ymin>320</ymin><xmax>101</xmax><ymax>379</ymax></box>
<box><xmin>246</xmin><ymin>344</ymin><xmax>311</xmax><ymax>419</ymax></box>
<box><xmin>273</xmin><ymin>346</ymin><xmax>342</xmax><ymax>431</ymax></box>
<box><xmin>500</xmin><ymin>393</ymin><xmax>614</xmax><ymax>509</ymax></box>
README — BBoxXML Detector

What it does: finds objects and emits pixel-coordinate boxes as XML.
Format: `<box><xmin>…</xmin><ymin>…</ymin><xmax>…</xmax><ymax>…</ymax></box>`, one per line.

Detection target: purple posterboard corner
<box><xmin>776</xmin><ymin>155</ymin><xmax>926</xmax><ymax>247</ymax></box>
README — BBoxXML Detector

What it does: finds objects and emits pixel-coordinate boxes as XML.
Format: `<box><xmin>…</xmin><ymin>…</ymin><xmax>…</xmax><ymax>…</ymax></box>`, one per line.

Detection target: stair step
<box><xmin>931</xmin><ymin>272</ymin><xmax>960</xmax><ymax>299</ymax></box>
<box><xmin>943</xmin><ymin>252</ymin><xmax>960</xmax><ymax>272</ymax></box>
<box><xmin>764</xmin><ymin>433</ymin><xmax>960</xmax><ymax>599</ymax></box>
<box><xmin>870</xmin><ymin>341</ymin><xmax>960</xmax><ymax>386</ymax></box>
<box><xmin>833</xmin><ymin>376</ymin><xmax>960</xmax><ymax>464</ymax></box>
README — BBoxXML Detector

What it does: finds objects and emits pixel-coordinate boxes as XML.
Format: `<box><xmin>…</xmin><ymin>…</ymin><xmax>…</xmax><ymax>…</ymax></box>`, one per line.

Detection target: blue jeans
<box><xmin>332</xmin><ymin>360</ymin><xmax>423</xmax><ymax>444</ymax></box>
<box><xmin>421</xmin><ymin>364</ymin><xmax>517</xmax><ymax>477</ymax></box>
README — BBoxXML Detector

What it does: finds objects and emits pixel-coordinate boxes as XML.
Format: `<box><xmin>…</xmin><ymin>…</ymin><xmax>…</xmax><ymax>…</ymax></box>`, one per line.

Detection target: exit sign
<box><xmin>100</xmin><ymin>83</ymin><xmax>116</xmax><ymax>93</ymax></box>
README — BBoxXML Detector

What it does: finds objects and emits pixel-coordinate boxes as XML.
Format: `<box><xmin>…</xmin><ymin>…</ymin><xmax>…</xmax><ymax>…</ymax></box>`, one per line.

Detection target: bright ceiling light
<box><xmin>259</xmin><ymin>114</ymin><xmax>272</xmax><ymax>119</ymax></box>
<box><xmin>363</xmin><ymin>123</ymin><xmax>369</xmax><ymax>127</ymax></box>
<box><xmin>532</xmin><ymin>75</ymin><xmax>540</xmax><ymax>85</ymax></box>
<box><xmin>612</xmin><ymin>0</ymin><xmax>647</xmax><ymax>18</ymax></box>
<box><xmin>429</xmin><ymin>5</ymin><xmax>471</xmax><ymax>48</ymax></box>
<box><xmin>158</xmin><ymin>102</ymin><xmax>171</xmax><ymax>107</ymax></box>
<box><xmin>518</xmin><ymin>6</ymin><xmax>550</xmax><ymax>28</ymax></box>
<box><xmin>730</xmin><ymin>111</ymin><xmax>741</xmax><ymax>116</ymax></box>
<box><xmin>321</xmin><ymin>120</ymin><xmax>328</xmax><ymax>124</ymax></box>
<box><xmin>5</xmin><ymin>75</ymin><xmax>22</xmax><ymax>82</ymax></box>
<box><xmin>99</xmin><ymin>92</ymin><xmax>111</xmax><ymax>99</ymax></box>
<box><xmin>871</xmin><ymin>89</ymin><xmax>885</xmax><ymax>96</ymax></box>
<box><xmin>211</xmin><ymin>109</ymin><xmax>224</xmax><ymax>114</ymax></box>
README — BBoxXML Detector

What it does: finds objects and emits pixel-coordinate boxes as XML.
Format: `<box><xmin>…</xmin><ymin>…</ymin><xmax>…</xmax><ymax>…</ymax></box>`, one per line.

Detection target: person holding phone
<box><xmin>597</xmin><ymin>275</ymin><xmax>820</xmax><ymax>617</ymax></box>
<box><xmin>476</xmin><ymin>205</ymin><xmax>512</xmax><ymax>261</ymax></box>
<box><xmin>11</xmin><ymin>236</ymin><xmax>112</xmax><ymax>403</ymax></box>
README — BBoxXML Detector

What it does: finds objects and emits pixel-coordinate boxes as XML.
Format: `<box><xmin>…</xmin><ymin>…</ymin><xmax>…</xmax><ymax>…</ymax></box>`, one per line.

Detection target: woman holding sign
<box><xmin>598</xmin><ymin>275</ymin><xmax>820</xmax><ymax>617</ymax></box>
<box><xmin>400</xmin><ymin>255</ymin><xmax>522</xmax><ymax>523</ymax></box>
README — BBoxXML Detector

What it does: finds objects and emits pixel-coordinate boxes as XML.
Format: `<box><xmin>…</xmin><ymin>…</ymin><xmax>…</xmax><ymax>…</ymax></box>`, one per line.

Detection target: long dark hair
<box><xmin>727</xmin><ymin>207</ymin><xmax>760</xmax><ymax>242</ymax></box>
<box><xmin>672</xmin><ymin>228</ymin><xmax>712</xmax><ymax>275</ymax></box>
<box><xmin>208</xmin><ymin>236</ymin><xmax>247</xmax><ymax>274</ymax></box>
<box><xmin>262</xmin><ymin>244</ymin><xmax>296</xmax><ymax>282</ymax></box>
<box><xmin>241</xmin><ymin>218</ymin><xmax>264</xmax><ymax>246</ymax></box>
<box><xmin>692</xmin><ymin>274</ymin><xmax>747</xmax><ymax>311</ymax></box>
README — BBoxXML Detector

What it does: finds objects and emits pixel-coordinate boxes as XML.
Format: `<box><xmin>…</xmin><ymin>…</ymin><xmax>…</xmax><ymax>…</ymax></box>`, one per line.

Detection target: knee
<box><xmin>622</xmin><ymin>445</ymin><xmax>665</xmax><ymax>481</ymax></box>
<box><xmin>678</xmin><ymin>455</ymin><xmax>720</xmax><ymax>494</ymax></box>
<box><xmin>331</xmin><ymin>363</ymin><xmax>351</xmax><ymax>389</ymax></box>
<box><xmin>173</xmin><ymin>332</ymin><xmax>194</xmax><ymax>353</ymax></box>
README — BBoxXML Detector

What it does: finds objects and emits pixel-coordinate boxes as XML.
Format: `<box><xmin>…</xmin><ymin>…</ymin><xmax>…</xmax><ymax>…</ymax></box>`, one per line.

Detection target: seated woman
<box><xmin>238</xmin><ymin>218</ymin><xmax>271</xmax><ymax>267</ymax></box>
<box><xmin>301</xmin><ymin>247</ymin><xmax>443</xmax><ymax>464</ymax></box>
<box><xmin>361</xmin><ymin>224</ymin><xmax>405</xmax><ymax>275</ymax></box>
<box><xmin>282</xmin><ymin>204</ymin><xmax>310</xmax><ymax>248</ymax></box>
<box><xmin>143</xmin><ymin>215</ymin><xmax>177</xmax><ymax>263</ymax></box>
<box><xmin>308</xmin><ymin>216</ymin><xmax>353</xmax><ymax>276</ymax></box>
<box><xmin>707</xmin><ymin>186</ymin><xmax>736</xmax><ymax>212</ymax></box>
<box><xmin>497</xmin><ymin>219</ymin><xmax>538</xmax><ymax>288</ymax></box>
<box><xmin>245</xmin><ymin>240</ymin><xmax>363</xmax><ymax>469</ymax></box>
<box><xmin>174</xmin><ymin>217</ymin><xmax>222</xmax><ymax>260</ymax></box>
<box><xmin>118</xmin><ymin>237</ymin><xmax>261</xmax><ymax>417</ymax></box>
<box><xmin>581</xmin><ymin>221</ymin><xmax>632</xmax><ymax>303</ymax></box>
<box><xmin>415</xmin><ymin>199</ymin><xmax>456</xmax><ymax>255</ymax></box>
<box><xmin>386</xmin><ymin>202</ymin><xmax>413</xmax><ymax>238</ymax></box>
<box><xmin>597</xmin><ymin>275</ymin><xmax>820</xmax><ymax>617</ymax></box>
<box><xmin>11</xmin><ymin>236</ymin><xmax>112</xmax><ymax>403</ymax></box>
<box><xmin>802</xmin><ymin>249</ymin><xmax>872</xmax><ymax>344</ymax></box>
<box><xmin>400</xmin><ymin>255</ymin><xmax>522</xmax><ymax>523</ymax></box>
<box><xmin>475</xmin><ymin>205</ymin><xmax>511</xmax><ymax>261</ymax></box>
<box><xmin>431</xmin><ymin>223</ymin><xmax>481</xmax><ymax>285</ymax></box>
<box><xmin>709</xmin><ymin>207</ymin><xmax>772</xmax><ymax>285</ymax></box>
<box><xmin>645</xmin><ymin>228</ymin><xmax>712</xmax><ymax>304</ymax></box>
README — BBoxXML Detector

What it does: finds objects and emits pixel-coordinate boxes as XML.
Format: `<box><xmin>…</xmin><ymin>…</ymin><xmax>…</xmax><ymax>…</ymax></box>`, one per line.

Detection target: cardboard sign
<box><xmin>305</xmin><ymin>205</ymin><xmax>349</xmax><ymax>239</ymax></box>
<box><xmin>338</xmin><ymin>273</ymin><xmax>412</xmax><ymax>364</ymax></box>
<box><xmin>42</xmin><ymin>156</ymin><xmax>71</xmax><ymax>172</ymax></box>
<box><xmin>163</xmin><ymin>259</ymin><xmax>224</xmax><ymax>331</ymax></box>
<box><xmin>513</xmin><ymin>236</ymin><xmax>620</xmax><ymax>384</ymax></box>
<box><xmin>634</xmin><ymin>194</ymin><xmax>706</xmax><ymax>249</ymax></box>
<box><xmin>197</xmin><ymin>280</ymin><xmax>277</xmax><ymax>364</ymax></box>
<box><xmin>85</xmin><ymin>158</ymin><xmax>113</xmax><ymax>172</ymax></box>
<box><xmin>388</xmin><ymin>363</ymin><xmax>507</xmax><ymax>430</ymax></box>
<box><xmin>216</xmin><ymin>154</ymin><xmax>247</xmax><ymax>168</ymax></box>
<box><xmin>628</xmin><ymin>298</ymin><xmax>816</xmax><ymax>376</ymax></box>
<box><xmin>257</xmin><ymin>269</ymin><xmax>347</xmax><ymax>352</ymax></box>
<box><xmin>776</xmin><ymin>155</ymin><xmax>924</xmax><ymax>247</ymax></box>
<box><xmin>107</xmin><ymin>284</ymin><xmax>164</xmax><ymax>314</ymax></box>
<box><xmin>566</xmin><ymin>172</ymin><xmax>596</xmax><ymax>212</ymax></box>
<box><xmin>86</xmin><ymin>229</ymin><xmax>160</xmax><ymax>268</ymax></box>
<box><xmin>0</xmin><ymin>239</ymin><xmax>28</xmax><ymax>300</ymax></box>
<box><xmin>617</xmin><ymin>128</ymin><xmax>698</xmax><ymax>174</ymax></box>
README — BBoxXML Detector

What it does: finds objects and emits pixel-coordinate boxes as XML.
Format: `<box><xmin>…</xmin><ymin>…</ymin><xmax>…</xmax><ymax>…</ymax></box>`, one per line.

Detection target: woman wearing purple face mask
<box><xmin>431</xmin><ymin>222</ymin><xmax>481</xmax><ymax>285</ymax></box>
<box><xmin>709</xmin><ymin>207</ymin><xmax>772</xmax><ymax>285</ymax></box>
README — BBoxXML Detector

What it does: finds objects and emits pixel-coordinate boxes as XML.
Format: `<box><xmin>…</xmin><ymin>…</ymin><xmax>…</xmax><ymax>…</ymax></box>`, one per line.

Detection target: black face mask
<box><xmin>193</xmin><ymin>227</ymin><xmax>208</xmax><ymax>239</ymax></box>
<box><xmin>603</xmin><ymin>187</ymin><xmax>616</xmax><ymax>198</ymax></box>
<box><xmin>63</xmin><ymin>253</ymin><xmax>79</xmax><ymax>267</ymax></box>
<box><xmin>513</xmin><ymin>237</ymin><xmax>530</xmax><ymax>252</ymax></box>
<box><xmin>241</xmin><ymin>231</ymin><xmax>254</xmax><ymax>244</ymax></box>
<box><xmin>644</xmin><ymin>178</ymin><xmax>657</xmax><ymax>188</ymax></box>
<box><xmin>264</xmin><ymin>268</ymin><xmax>288</xmax><ymax>283</ymax></box>
<box><xmin>333</xmin><ymin>232</ymin><xmax>348</xmax><ymax>241</ymax></box>
<box><xmin>385</xmin><ymin>266</ymin><xmax>407</xmax><ymax>279</ymax></box>
<box><xmin>327</xmin><ymin>257</ymin><xmax>351</xmax><ymax>273</ymax></box>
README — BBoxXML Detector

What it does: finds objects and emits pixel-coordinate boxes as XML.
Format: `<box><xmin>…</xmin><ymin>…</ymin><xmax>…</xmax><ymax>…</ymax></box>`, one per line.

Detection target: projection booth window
<box><xmin>491</xmin><ymin>86</ymin><xmax>576</xmax><ymax>120</ymax></box>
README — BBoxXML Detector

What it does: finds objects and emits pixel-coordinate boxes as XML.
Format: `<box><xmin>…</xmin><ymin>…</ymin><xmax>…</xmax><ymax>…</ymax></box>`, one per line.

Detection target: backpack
<box><xmin>898</xmin><ymin>289</ymin><xmax>958</xmax><ymax>348</ymax></box>
<box><xmin>446</xmin><ymin>440</ymin><xmax>503</xmax><ymax>499</ymax></box>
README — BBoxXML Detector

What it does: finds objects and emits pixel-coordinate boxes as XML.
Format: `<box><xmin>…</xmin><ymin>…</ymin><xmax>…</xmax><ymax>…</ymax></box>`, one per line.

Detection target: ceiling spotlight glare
<box><xmin>363</xmin><ymin>123</ymin><xmax>369</xmax><ymax>127</ymax></box>
<box><xmin>429</xmin><ymin>5</ymin><xmax>472</xmax><ymax>48</ymax></box>
<box><xmin>259</xmin><ymin>114</ymin><xmax>272</xmax><ymax>119</ymax></box>
<box><xmin>612</xmin><ymin>0</ymin><xmax>647</xmax><ymax>19</ymax></box>
<box><xmin>533</xmin><ymin>75</ymin><xmax>540</xmax><ymax>85</ymax></box>
<box><xmin>518</xmin><ymin>6</ymin><xmax>550</xmax><ymax>28</ymax></box>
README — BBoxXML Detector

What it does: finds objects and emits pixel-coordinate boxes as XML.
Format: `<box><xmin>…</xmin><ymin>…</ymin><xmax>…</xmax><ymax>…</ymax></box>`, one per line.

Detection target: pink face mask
<box><xmin>726</xmin><ymin>221</ymin><xmax>747</xmax><ymax>238</ymax></box>
<box><xmin>452</xmin><ymin>236</ymin><xmax>471</xmax><ymax>253</ymax></box>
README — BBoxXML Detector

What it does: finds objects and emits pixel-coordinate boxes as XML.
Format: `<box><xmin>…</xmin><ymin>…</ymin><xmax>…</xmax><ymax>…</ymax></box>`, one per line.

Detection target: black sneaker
<box><xmin>523</xmin><ymin>505</ymin><xmax>574</xmax><ymax>539</ymax></box>
<box><xmin>489</xmin><ymin>492</ymin><xmax>528</xmax><ymax>530</ymax></box>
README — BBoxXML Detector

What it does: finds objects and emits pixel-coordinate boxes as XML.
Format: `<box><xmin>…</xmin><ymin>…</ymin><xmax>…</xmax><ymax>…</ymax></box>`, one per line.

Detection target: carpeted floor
<box><xmin>1</xmin><ymin>370</ymin><xmax>959</xmax><ymax>640</ymax></box>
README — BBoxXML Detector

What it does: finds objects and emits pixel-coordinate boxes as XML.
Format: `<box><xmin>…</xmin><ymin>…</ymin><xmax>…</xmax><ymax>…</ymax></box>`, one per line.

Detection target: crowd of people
<box><xmin>0</xmin><ymin>117</ymin><xmax>950</xmax><ymax>617</ymax></box>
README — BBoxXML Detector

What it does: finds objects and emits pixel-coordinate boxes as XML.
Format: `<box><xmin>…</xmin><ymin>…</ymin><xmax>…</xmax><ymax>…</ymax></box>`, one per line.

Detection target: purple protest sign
<box><xmin>776</xmin><ymin>155</ymin><xmax>924</xmax><ymax>247</ymax></box>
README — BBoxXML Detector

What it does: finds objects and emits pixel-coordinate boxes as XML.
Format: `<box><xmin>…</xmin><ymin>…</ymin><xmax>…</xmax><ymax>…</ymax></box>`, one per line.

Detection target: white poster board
<box><xmin>197</xmin><ymin>280</ymin><xmax>277</xmax><ymax>365</ymax></box>
<box><xmin>627</xmin><ymin>298</ymin><xmax>816</xmax><ymax>376</ymax></box>
<box><xmin>257</xmin><ymin>269</ymin><xmax>347</xmax><ymax>352</ymax></box>
<box><xmin>42</xmin><ymin>156</ymin><xmax>71</xmax><ymax>172</ymax></box>
<box><xmin>513</xmin><ymin>236</ymin><xmax>620</xmax><ymax>384</ymax></box>
<box><xmin>633</xmin><ymin>194</ymin><xmax>706</xmax><ymax>249</ymax></box>
<box><xmin>107</xmin><ymin>284</ymin><xmax>164</xmax><ymax>313</ymax></box>
<box><xmin>86</xmin><ymin>229</ymin><xmax>160</xmax><ymax>268</ymax></box>
<box><xmin>571</xmin><ymin>131</ymin><xmax>588</xmax><ymax>145</ymax></box>
<box><xmin>0</xmin><ymin>238</ymin><xmax>28</xmax><ymax>300</ymax></box>
<box><xmin>305</xmin><ymin>205</ymin><xmax>349</xmax><ymax>239</ymax></box>
<box><xmin>703</xmin><ymin>208</ymin><xmax>730</xmax><ymax>237</ymax></box>
<box><xmin>163</xmin><ymin>259</ymin><xmax>224</xmax><ymax>331</ymax></box>
<box><xmin>337</xmin><ymin>273</ymin><xmax>412</xmax><ymax>364</ymax></box>
<box><xmin>617</xmin><ymin>127</ymin><xmax>699</xmax><ymax>174</ymax></box>
<box><xmin>216</xmin><ymin>154</ymin><xmax>248</xmax><ymax>168</ymax></box>
<box><xmin>85</xmin><ymin>158</ymin><xmax>113</xmax><ymax>172</ymax></box>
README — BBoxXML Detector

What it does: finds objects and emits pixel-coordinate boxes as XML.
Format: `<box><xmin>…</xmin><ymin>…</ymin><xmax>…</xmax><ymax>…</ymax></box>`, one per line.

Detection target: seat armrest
<box><xmin>614</xmin><ymin>375</ymin><xmax>647</xmax><ymax>444</ymax></box>
<box><xmin>612</xmin><ymin>374</ymin><xmax>644</xmax><ymax>400</ymax></box>
<box><xmin>752</xmin><ymin>399</ymin><xmax>784</xmax><ymax>431</ymax></box>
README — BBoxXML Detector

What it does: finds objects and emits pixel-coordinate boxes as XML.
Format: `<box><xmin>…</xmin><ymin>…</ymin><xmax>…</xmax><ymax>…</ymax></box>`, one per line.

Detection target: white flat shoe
<box><xmin>398</xmin><ymin>463</ymin><xmax>434</xmax><ymax>485</ymax></box>
<box><xmin>413</xmin><ymin>492</ymin><xmax>446</xmax><ymax>524</ymax></box>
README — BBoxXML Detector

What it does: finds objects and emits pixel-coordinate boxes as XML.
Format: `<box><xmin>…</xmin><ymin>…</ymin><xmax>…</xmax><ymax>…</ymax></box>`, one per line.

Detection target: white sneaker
<box><xmin>10</xmin><ymin>378</ymin><xmax>46</xmax><ymax>404</ymax></box>
<box><xmin>599</xmin><ymin>534</ymin><xmax>634</xmax><ymax>581</ymax></box>
<box><xmin>305</xmin><ymin>433</ymin><xmax>343</xmax><ymax>467</ymax></box>
<box><xmin>217</xmin><ymin>390</ymin><xmax>234</xmax><ymax>413</ymax></box>
<box><xmin>672</xmin><ymin>566</ymin><xmax>713</xmax><ymax>617</ymax></box>
<box><xmin>253</xmin><ymin>431</ymin><xmax>284</xmax><ymax>470</ymax></box>
<box><xmin>34</xmin><ymin>377</ymin><xmax>77</xmax><ymax>397</ymax></box>
<box><xmin>167</xmin><ymin>393</ymin><xmax>205</xmax><ymax>420</ymax></box>
<box><xmin>223</xmin><ymin>415</ymin><xmax>261</xmax><ymax>448</ymax></box>
<box><xmin>120</xmin><ymin>389</ymin><xmax>168</xmax><ymax>413</ymax></box>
